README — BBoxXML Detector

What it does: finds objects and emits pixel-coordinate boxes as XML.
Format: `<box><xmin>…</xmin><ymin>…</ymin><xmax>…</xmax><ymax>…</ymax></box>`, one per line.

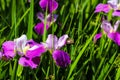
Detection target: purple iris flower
<box><xmin>34</xmin><ymin>13</ymin><xmax>58</xmax><ymax>35</ymax></box>
<box><xmin>95</xmin><ymin>0</ymin><xmax>120</xmax><ymax>16</ymax></box>
<box><xmin>42</xmin><ymin>34</ymin><xmax>71</xmax><ymax>67</ymax></box>
<box><xmin>2</xmin><ymin>41</ymin><xmax>15</xmax><ymax>59</ymax></box>
<box><xmin>94</xmin><ymin>19</ymin><xmax>120</xmax><ymax>45</ymax></box>
<box><xmin>39</xmin><ymin>0</ymin><xmax>58</xmax><ymax>13</ymax></box>
<box><xmin>15</xmin><ymin>35</ymin><xmax>46</xmax><ymax>69</ymax></box>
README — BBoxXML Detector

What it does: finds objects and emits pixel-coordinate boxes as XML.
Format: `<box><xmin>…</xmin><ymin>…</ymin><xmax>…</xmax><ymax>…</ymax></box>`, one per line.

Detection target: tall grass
<box><xmin>0</xmin><ymin>0</ymin><xmax>120</xmax><ymax>80</ymax></box>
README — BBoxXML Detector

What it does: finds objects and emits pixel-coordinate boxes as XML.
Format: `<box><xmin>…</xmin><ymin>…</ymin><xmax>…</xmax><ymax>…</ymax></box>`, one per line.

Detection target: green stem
<box><xmin>11</xmin><ymin>59</ymin><xmax>18</xmax><ymax>80</ymax></box>
<box><xmin>43</xmin><ymin>5</ymin><xmax>48</xmax><ymax>42</ymax></box>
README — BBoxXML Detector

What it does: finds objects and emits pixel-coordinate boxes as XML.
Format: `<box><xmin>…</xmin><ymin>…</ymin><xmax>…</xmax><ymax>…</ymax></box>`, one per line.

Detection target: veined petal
<box><xmin>19</xmin><ymin>56</ymin><xmax>40</xmax><ymax>69</ymax></box>
<box><xmin>101</xmin><ymin>20</ymin><xmax>113</xmax><ymax>34</ymax></box>
<box><xmin>26</xmin><ymin>45</ymin><xmax>46</xmax><ymax>58</ymax></box>
<box><xmin>2</xmin><ymin>41</ymin><xmax>15</xmax><ymax>59</ymax></box>
<box><xmin>34</xmin><ymin>22</ymin><xmax>49</xmax><ymax>35</ymax></box>
<box><xmin>52</xmin><ymin>50</ymin><xmax>71</xmax><ymax>67</ymax></box>
<box><xmin>95</xmin><ymin>3</ymin><xmax>111</xmax><ymax>13</ymax></box>
<box><xmin>108</xmin><ymin>32</ymin><xmax>120</xmax><ymax>46</ymax></box>
<box><xmin>57</xmin><ymin>34</ymin><xmax>68</xmax><ymax>49</ymax></box>
<box><xmin>112</xmin><ymin>10</ymin><xmax>120</xmax><ymax>16</ymax></box>
<box><xmin>46</xmin><ymin>34</ymin><xmax>58</xmax><ymax>50</ymax></box>
<box><xmin>93</xmin><ymin>33</ymin><xmax>102</xmax><ymax>43</ymax></box>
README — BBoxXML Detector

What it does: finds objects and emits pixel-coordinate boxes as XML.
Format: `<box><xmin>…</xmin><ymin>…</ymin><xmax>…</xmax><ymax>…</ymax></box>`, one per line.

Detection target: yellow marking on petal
<box><xmin>23</xmin><ymin>45</ymin><xmax>30</xmax><ymax>55</ymax></box>
<box><xmin>117</xmin><ymin>4</ymin><xmax>120</xmax><ymax>10</ymax></box>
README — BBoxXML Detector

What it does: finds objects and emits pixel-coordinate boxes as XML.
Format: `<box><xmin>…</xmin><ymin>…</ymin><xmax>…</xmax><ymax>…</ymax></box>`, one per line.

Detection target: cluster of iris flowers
<box><xmin>0</xmin><ymin>0</ymin><xmax>71</xmax><ymax>69</ymax></box>
<box><xmin>94</xmin><ymin>0</ymin><xmax>120</xmax><ymax>45</ymax></box>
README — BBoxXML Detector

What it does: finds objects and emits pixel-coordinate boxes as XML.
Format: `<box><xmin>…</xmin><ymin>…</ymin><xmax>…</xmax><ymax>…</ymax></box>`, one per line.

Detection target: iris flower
<box><xmin>34</xmin><ymin>13</ymin><xmax>58</xmax><ymax>35</ymax></box>
<box><xmin>94</xmin><ymin>19</ymin><xmax>120</xmax><ymax>45</ymax></box>
<box><xmin>39</xmin><ymin>0</ymin><xmax>58</xmax><ymax>13</ymax></box>
<box><xmin>1</xmin><ymin>35</ymin><xmax>45</xmax><ymax>69</ymax></box>
<box><xmin>14</xmin><ymin>35</ymin><xmax>46</xmax><ymax>69</ymax></box>
<box><xmin>95</xmin><ymin>0</ymin><xmax>120</xmax><ymax>16</ymax></box>
<box><xmin>42</xmin><ymin>34</ymin><xmax>71</xmax><ymax>67</ymax></box>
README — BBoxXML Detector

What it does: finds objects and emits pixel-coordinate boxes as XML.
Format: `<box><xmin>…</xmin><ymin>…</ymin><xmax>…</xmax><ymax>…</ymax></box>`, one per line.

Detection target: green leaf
<box><xmin>17</xmin><ymin>65</ymin><xmax>23</xmax><ymax>77</ymax></box>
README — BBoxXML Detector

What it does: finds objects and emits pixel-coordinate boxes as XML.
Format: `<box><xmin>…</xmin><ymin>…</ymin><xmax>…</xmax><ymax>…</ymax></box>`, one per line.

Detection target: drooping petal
<box><xmin>39</xmin><ymin>0</ymin><xmax>58</xmax><ymax>13</ymax></box>
<box><xmin>46</xmin><ymin>34</ymin><xmax>58</xmax><ymax>50</ymax></box>
<box><xmin>26</xmin><ymin>45</ymin><xmax>46</xmax><ymax>58</ymax></box>
<box><xmin>52</xmin><ymin>50</ymin><xmax>71</xmax><ymax>67</ymax></box>
<box><xmin>108</xmin><ymin>32</ymin><xmax>120</xmax><ymax>46</ymax></box>
<box><xmin>112</xmin><ymin>10</ymin><xmax>120</xmax><ymax>16</ymax></box>
<box><xmin>2</xmin><ymin>41</ymin><xmax>15</xmax><ymax>59</ymax></box>
<box><xmin>101</xmin><ymin>20</ymin><xmax>113</xmax><ymax>34</ymax></box>
<box><xmin>14</xmin><ymin>35</ymin><xmax>27</xmax><ymax>53</ymax></box>
<box><xmin>95</xmin><ymin>3</ymin><xmax>111</xmax><ymax>13</ymax></box>
<box><xmin>57</xmin><ymin>34</ymin><xmax>68</xmax><ymax>49</ymax></box>
<box><xmin>114</xmin><ymin>20</ymin><xmax>120</xmax><ymax>32</ymax></box>
<box><xmin>19</xmin><ymin>56</ymin><xmax>40</xmax><ymax>69</ymax></box>
<box><xmin>19</xmin><ymin>57</ymin><xmax>29</xmax><ymax>67</ymax></box>
<box><xmin>93</xmin><ymin>33</ymin><xmax>102</xmax><ymax>43</ymax></box>
<box><xmin>34</xmin><ymin>22</ymin><xmax>49</xmax><ymax>35</ymax></box>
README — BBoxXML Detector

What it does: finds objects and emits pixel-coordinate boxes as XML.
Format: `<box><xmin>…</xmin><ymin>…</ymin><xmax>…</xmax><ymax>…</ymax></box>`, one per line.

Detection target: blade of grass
<box><xmin>27</xmin><ymin>0</ymin><xmax>34</xmax><ymax>39</ymax></box>
<box><xmin>67</xmin><ymin>25</ymin><xmax>99</xmax><ymax>79</ymax></box>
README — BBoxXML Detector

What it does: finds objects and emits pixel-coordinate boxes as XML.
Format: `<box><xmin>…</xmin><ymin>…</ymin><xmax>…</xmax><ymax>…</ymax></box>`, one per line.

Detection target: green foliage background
<box><xmin>0</xmin><ymin>0</ymin><xmax>120</xmax><ymax>80</ymax></box>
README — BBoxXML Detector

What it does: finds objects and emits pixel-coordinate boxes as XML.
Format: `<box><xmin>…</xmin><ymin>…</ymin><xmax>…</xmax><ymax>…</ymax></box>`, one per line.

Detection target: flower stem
<box><xmin>11</xmin><ymin>59</ymin><xmax>18</xmax><ymax>80</ymax></box>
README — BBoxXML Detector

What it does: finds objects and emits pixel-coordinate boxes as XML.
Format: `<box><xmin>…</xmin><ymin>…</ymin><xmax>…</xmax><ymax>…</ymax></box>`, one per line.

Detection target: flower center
<box><xmin>23</xmin><ymin>45</ymin><xmax>30</xmax><ymax>55</ymax></box>
<box><xmin>117</xmin><ymin>3</ymin><xmax>120</xmax><ymax>10</ymax></box>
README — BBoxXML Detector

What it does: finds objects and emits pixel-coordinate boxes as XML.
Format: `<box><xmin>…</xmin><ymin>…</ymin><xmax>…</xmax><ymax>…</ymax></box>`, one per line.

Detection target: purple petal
<box><xmin>27</xmin><ymin>39</ymin><xmax>40</xmax><ymax>47</ymax></box>
<box><xmin>26</xmin><ymin>45</ymin><xmax>46</xmax><ymax>58</ymax></box>
<box><xmin>101</xmin><ymin>20</ymin><xmax>113</xmax><ymax>34</ymax></box>
<box><xmin>57</xmin><ymin>34</ymin><xmax>68</xmax><ymax>49</ymax></box>
<box><xmin>19</xmin><ymin>57</ymin><xmax>29</xmax><ymax>67</ymax></box>
<box><xmin>108</xmin><ymin>32</ymin><xmax>120</xmax><ymax>46</ymax></box>
<box><xmin>95</xmin><ymin>3</ymin><xmax>111</xmax><ymax>13</ymax></box>
<box><xmin>34</xmin><ymin>22</ymin><xmax>49</xmax><ymax>35</ymax></box>
<box><xmin>46</xmin><ymin>14</ymin><xmax>58</xmax><ymax>26</ymax></box>
<box><xmin>37</xmin><ymin>12</ymin><xmax>44</xmax><ymax>22</ymax></box>
<box><xmin>94</xmin><ymin>33</ymin><xmax>102</xmax><ymax>43</ymax></box>
<box><xmin>46</xmin><ymin>34</ymin><xmax>58</xmax><ymax>50</ymax></box>
<box><xmin>112</xmin><ymin>10</ymin><xmax>120</xmax><ymax>16</ymax></box>
<box><xmin>114</xmin><ymin>20</ymin><xmax>120</xmax><ymax>32</ymax></box>
<box><xmin>19</xmin><ymin>56</ymin><xmax>40</xmax><ymax>69</ymax></box>
<box><xmin>52</xmin><ymin>50</ymin><xmax>71</xmax><ymax>67</ymax></box>
<box><xmin>2</xmin><ymin>41</ymin><xmax>15</xmax><ymax>59</ymax></box>
<box><xmin>39</xmin><ymin>0</ymin><xmax>58</xmax><ymax>13</ymax></box>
